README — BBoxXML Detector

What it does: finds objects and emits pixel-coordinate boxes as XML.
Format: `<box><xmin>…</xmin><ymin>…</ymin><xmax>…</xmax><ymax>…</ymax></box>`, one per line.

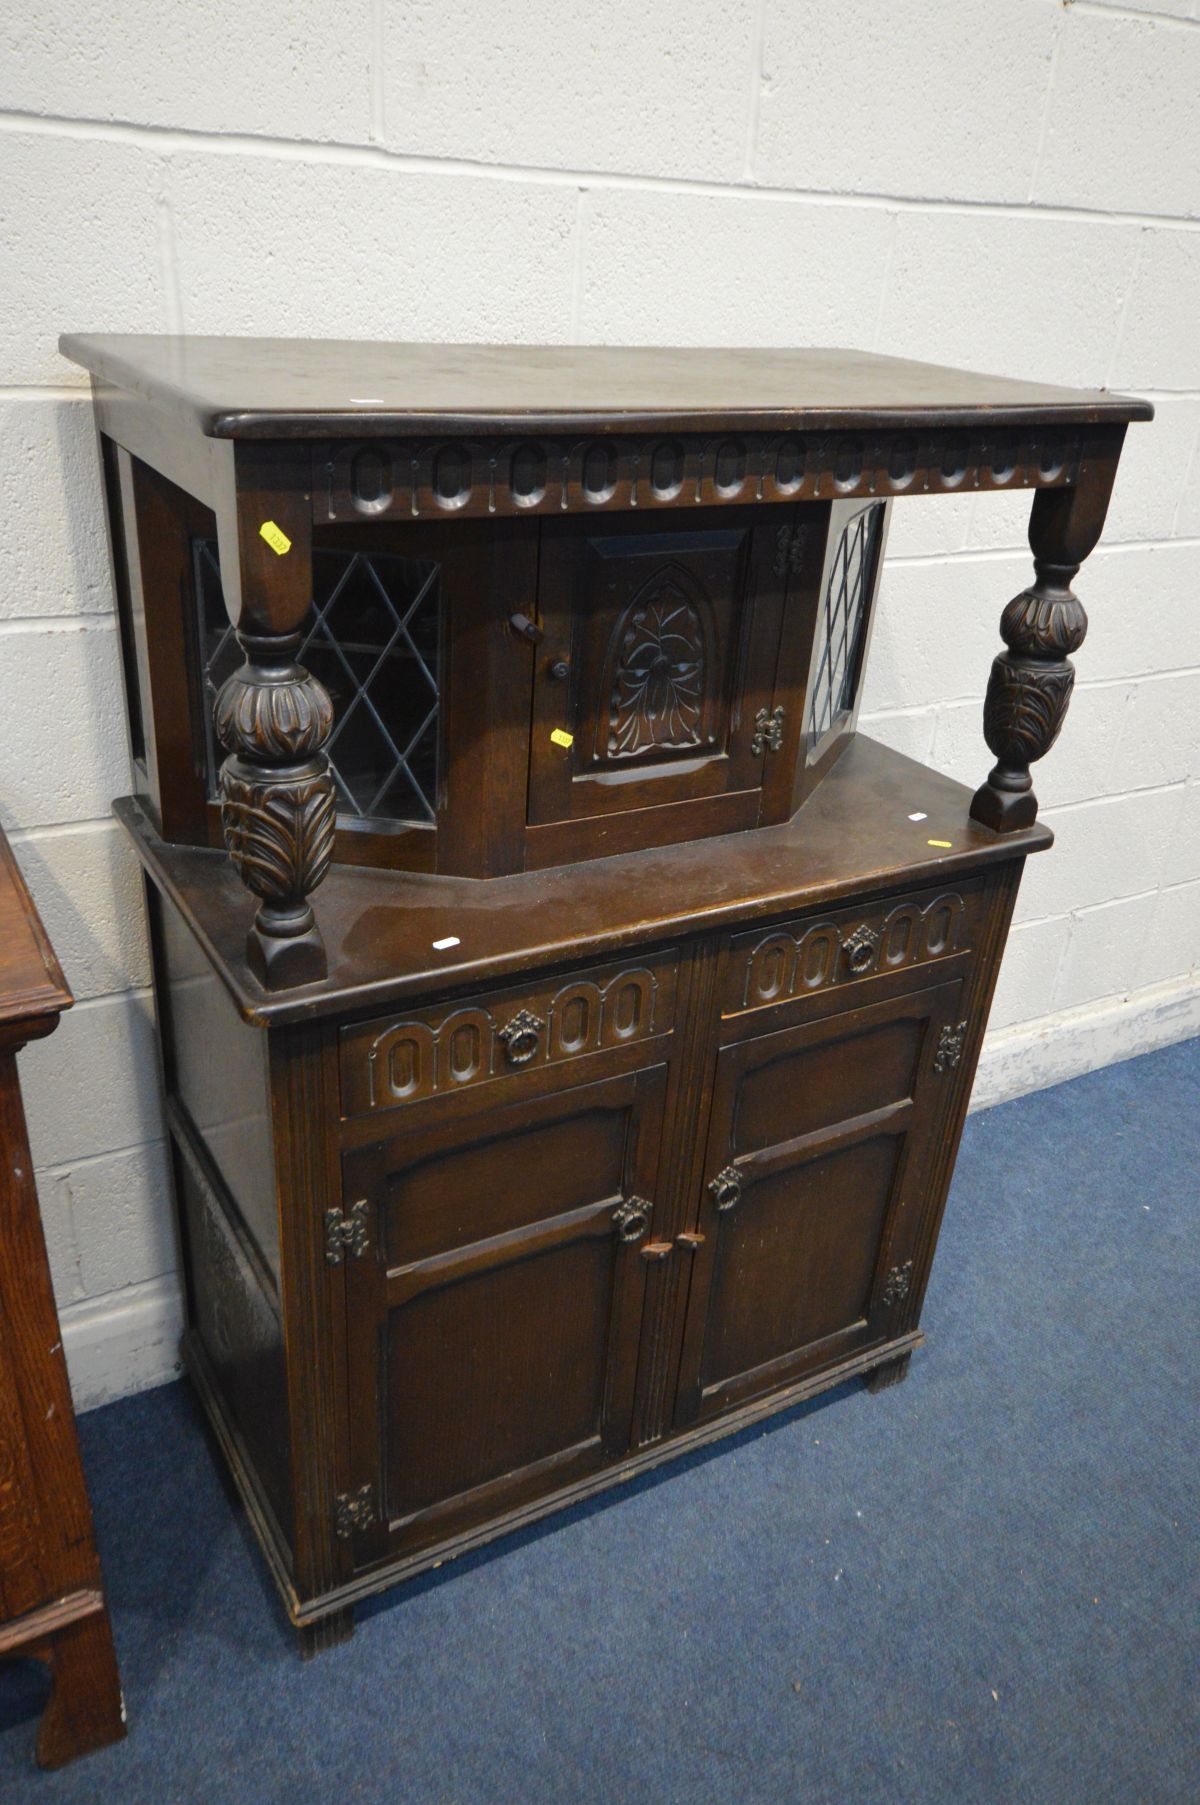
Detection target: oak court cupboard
<box><xmin>57</xmin><ymin>336</ymin><xmax>1151</xmax><ymax>1654</ymax></box>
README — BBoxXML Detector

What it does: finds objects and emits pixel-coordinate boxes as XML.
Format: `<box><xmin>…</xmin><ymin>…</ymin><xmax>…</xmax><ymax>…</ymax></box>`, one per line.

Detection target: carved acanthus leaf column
<box><xmin>212</xmin><ymin>444</ymin><xmax>336</xmax><ymax>988</ymax></box>
<box><xmin>970</xmin><ymin>435</ymin><xmax>1122</xmax><ymax>832</ymax></box>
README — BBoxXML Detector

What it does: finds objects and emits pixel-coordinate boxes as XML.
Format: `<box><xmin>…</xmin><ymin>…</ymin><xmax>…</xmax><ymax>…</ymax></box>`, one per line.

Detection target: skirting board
<box><xmin>61</xmin><ymin>974</ymin><xmax>1199</xmax><ymax>1414</ymax></box>
<box><xmin>970</xmin><ymin>972</ymin><xmax>1200</xmax><ymax>1114</ymax></box>
<box><xmin>60</xmin><ymin>1275</ymin><xmax>184</xmax><ymax>1412</ymax></box>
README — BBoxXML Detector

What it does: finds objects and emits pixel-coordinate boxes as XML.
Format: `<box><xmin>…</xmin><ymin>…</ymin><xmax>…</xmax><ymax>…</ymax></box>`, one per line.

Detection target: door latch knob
<box><xmin>509</xmin><ymin>611</ymin><xmax>544</xmax><ymax>645</ymax></box>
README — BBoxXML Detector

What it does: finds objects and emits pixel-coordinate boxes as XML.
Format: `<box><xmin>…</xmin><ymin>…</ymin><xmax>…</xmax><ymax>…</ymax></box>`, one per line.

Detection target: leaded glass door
<box><xmin>193</xmin><ymin>537</ymin><xmax>442</xmax><ymax>832</ymax></box>
<box><xmin>804</xmin><ymin>499</ymin><xmax>888</xmax><ymax>767</ymax></box>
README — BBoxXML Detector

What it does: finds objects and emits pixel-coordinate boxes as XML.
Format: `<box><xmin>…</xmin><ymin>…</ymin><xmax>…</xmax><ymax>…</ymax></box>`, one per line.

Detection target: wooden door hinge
<box><xmin>773</xmin><ymin>523</ymin><xmax>808</xmax><ymax>579</ymax></box>
<box><xmin>881</xmin><ymin>1261</ymin><xmax>913</xmax><ymax>1307</ymax></box>
<box><xmin>334</xmin><ymin>1484</ymin><xmax>376</xmax><ymax>1540</ymax></box>
<box><xmin>933</xmin><ymin>1020</ymin><xmax>968</xmax><ymax>1073</ymax></box>
<box><xmin>751</xmin><ymin>705</ymin><xmax>785</xmax><ymax>757</ymax></box>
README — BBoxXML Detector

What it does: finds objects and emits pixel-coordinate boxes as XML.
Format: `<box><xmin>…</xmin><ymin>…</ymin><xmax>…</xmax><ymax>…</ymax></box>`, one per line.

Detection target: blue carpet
<box><xmin>1</xmin><ymin>1038</ymin><xmax>1196</xmax><ymax>1804</ymax></box>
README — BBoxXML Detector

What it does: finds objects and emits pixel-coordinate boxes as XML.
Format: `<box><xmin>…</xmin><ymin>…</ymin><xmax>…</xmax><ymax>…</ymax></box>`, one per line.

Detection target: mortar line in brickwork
<box><xmin>3</xmin><ymin>107</ymin><xmax>1200</xmax><ymax>235</ymax></box>
<box><xmin>155</xmin><ymin>159</ymin><xmax>184</xmax><ymax>335</ymax></box>
<box><xmin>0</xmin><ymin>615</ymin><xmax>117</xmax><ymax>636</ymax></box>
<box><xmin>0</xmin><ymin>383</ymin><xmax>90</xmax><ymax>400</ymax></box>
<box><xmin>1038</xmin><ymin>778</ymin><xmax>1188</xmax><ymax>824</ymax></box>
<box><xmin>1047</xmin><ymin>664</ymin><xmax>1200</xmax><ymax>694</ymax></box>
<box><xmin>884</xmin><ymin>536</ymin><xmax>1200</xmax><ymax>569</ymax></box>
<box><xmin>43</xmin><ymin>983</ymin><xmax>153</xmax><ymax>1016</ymax></box>
<box><xmin>1169</xmin><ymin>431</ymin><xmax>1200</xmax><ymax>538</ymax></box>
<box><xmin>1028</xmin><ymin>1</ymin><xmax>1067</xmax><ymax>207</ymax></box>
<box><xmin>8</xmin><ymin>817</ymin><xmax>127</xmax><ymax>844</ymax></box>
<box><xmin>1107</xmin><ymin>230</ymin><xmax>1147</xmax><ymax>388</ymax></box>
<box><xmin>1068</xmin><ymin>1</ymin><xmax>1200</xmax><ymax>29</ymax></box>
<box><xmin>35</xmin><ymin>1132</ymin><xmax>169</xmax><ymax>1183</ymax></box>
<box><xmin>741</xmin><ymin>0</ymin><xmax>768</xmax><ymax>184</ymax></box>
<box><xmin>869</xmin><ymin>213</ymin><xmax>899</xmax><ymax>354</ymax></box>
<box><xmin>568</xmin><ymin>188</ymin><xmax>586</xmax><ymax>340</ymax></box>
<box><xmin>369</xmin><ymin>0</ymin><xmax>385</xmax><ymax>145</ymax></box>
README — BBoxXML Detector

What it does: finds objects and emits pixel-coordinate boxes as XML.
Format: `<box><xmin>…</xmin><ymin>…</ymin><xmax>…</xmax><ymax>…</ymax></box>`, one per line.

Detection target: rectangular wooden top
<box><xmin>59</xmin><ymin>336</ymin><xmax>1152</xmax><ymax>441</ymax></box>
<box><xmin>0</xmin><ymin>832</ymin><xmax>72</xmax><ymax>1028</ymax></box>
<box><xmin>116</xmin><ymin>737</ymin><xmax>1052</xmax><ymax>1028</ymax></box>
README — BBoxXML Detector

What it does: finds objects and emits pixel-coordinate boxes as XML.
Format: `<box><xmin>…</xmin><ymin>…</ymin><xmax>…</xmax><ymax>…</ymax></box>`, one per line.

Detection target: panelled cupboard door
<box><xmin>527</xmin><ymin>506</ymin><xmax>798</xmax><ymax>832</ymax></box>
<box><xmin>673</xmin><ymin>979</ymin><xmax>965</xmax><ymax>1428</ymax></box>
<box><xmin>339</xmin><ymin>1064</ymin><xmax>667</xmax><ymax>1568</ymax></box>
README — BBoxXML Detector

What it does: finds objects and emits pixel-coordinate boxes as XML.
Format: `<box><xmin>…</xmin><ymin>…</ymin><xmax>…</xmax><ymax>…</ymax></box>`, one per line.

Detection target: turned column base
<box><xmin>246</xmin><ymin>920</ymin><xmax>328</xmax><ymax>988</ymax></box>
<box><xmin>969</xmin><ymin>777</ymin><xmax>1039</xmax><ymax>833</ymax></box>
<box><xmin>246</xmin><ymin>897</ymin><xmax>327</xmax><ymax>988</ymax></box>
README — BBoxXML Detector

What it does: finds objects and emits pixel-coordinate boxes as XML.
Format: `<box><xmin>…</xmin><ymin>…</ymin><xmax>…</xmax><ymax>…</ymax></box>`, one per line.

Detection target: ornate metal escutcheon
<box><xmin>498</xmin><ymin>1008</ymin><xmax>545</xmax><ymax>1066</ymax></box>
<box><xmin>612</xmin><ymin>1197</ymin><xmax>652</xmax><ymax>1244</ymax></box>
<box><xmin>709</xmin><ymin>1165</ymin><xmax>743</xmax><ymax>1213</ymax></box>
<box><xmin>324</xmin><ymin>1199</ymin><xmax>371</xmax><ymax>1265</ymax></box>
<box><xmin>842</xmin><ymin>922</ymin><xmax>880</xmax><ymax>975</ymax></box>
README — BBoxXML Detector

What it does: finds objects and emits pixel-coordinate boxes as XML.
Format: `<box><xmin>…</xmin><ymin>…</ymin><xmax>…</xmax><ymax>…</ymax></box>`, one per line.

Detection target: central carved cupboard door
<box><xmin>673</xmin><ymin>979</ymin><xmax>966</xmax><ymax>1429</ymax></box>
<box><xmin>527</xmin><ymin>507</ymin><xmax>803</xmax><ymax>856</ymax></box>
<box><xmin>339</xmin><ymin>1064</ymin><xmax>667</xmax><ymax>1570</ymax></box>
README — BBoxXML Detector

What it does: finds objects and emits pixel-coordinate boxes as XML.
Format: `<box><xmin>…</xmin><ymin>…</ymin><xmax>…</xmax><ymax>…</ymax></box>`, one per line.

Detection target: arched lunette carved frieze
<box><xmin>737</xmin><ymin>893</ymin><xmax>968</xmax><ymax>1012</ymax></box>
<box><xmin>317</xmin><ymin>428</ymin><xmax>1085</xmax><ymax>525</ymax></box>
<box><xmin>359</xmin><ymin>965</ymin><xmax>663</xmax><ymax>1112</ymax></box>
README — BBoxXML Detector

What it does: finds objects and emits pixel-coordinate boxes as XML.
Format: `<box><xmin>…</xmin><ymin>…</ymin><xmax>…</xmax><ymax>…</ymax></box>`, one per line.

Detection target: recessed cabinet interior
<box><xmin>60</xmin><ymin>335</ymin><xmax>1149</xmax><ymax>1651</ymax></box>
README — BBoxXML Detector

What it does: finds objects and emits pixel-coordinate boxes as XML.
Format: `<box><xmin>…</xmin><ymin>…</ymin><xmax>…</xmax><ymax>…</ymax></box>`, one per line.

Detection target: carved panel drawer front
<box><xmin>340</xmin><ymin>950</ymin><xmax>678</xmax><ymax>1118</ymax></box>
<box><xmin>722</xmin><ymin>880</ymin><xmax>985</xmax><ymax>1020</ymax></box>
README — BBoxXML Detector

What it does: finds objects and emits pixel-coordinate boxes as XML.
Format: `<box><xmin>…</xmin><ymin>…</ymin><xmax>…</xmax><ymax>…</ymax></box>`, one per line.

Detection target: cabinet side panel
<box><xmin>897</xmin><ymin>857</ymin><xmax>1029</xmax><ymax>1330</ymax></box>
<box><xmin>149</xmin><ymin>886</ymin><xmax>279</xmax><ymax>1280</ymax></box>
<box><xmin>173</xmin><ymin>1141</ymin><xmax>292</xmax><ymax>1548</ymax></box>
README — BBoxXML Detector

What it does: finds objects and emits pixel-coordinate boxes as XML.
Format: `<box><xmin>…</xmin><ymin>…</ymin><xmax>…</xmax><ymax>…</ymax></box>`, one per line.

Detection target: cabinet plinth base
<box><xmin>863</xmin><ymin>1351</ymin><xmax>913</xmax><ymax>1393</ymax></box>
<box><xmin>297</xmin><ymin>1609</ymin><xmax>355</xmax><ymax>1659</ymax></box>
<box><xmin>33</xmin><ymin>1608</ymin><xmax>127</xmax><ymax>1770</ymax></box>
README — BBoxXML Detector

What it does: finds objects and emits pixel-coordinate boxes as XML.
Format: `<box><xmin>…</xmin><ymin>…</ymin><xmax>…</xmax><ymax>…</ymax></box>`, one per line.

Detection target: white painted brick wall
<box><xmin>0</xmin><ymin>0</ymin><xmax>1196</xmax><ymax>1409</ymax></box>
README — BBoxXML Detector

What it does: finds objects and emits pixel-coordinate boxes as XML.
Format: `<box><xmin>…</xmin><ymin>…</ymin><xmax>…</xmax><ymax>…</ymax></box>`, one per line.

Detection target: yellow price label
<box><xmin>550</xmin><ymin>728</ymin><xmax>574</xmax><ymax>749</ymax></box>
<box><xmin>259</xmin><ymin>519</ymin><xmax>292</xmax><ymax>557</ymax></box>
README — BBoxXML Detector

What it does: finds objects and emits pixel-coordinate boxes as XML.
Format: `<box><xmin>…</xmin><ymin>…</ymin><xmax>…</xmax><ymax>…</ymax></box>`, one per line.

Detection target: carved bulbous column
<box><xmin>214</xmin><ymin>630</ymin><xmax>336</xmax><ymax>987</ymax></box>
<box><xmin>970</xmin><ymin>557</ymin><xmax>1088</xmax><ymax>832</ymax></box>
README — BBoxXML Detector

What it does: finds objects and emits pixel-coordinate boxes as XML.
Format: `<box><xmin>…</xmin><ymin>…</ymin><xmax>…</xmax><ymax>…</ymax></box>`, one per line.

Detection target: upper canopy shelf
<box><xmin>58</xmin><ymin>337</ymin><xmax>1152</xmax><ymax>441</ymax></box>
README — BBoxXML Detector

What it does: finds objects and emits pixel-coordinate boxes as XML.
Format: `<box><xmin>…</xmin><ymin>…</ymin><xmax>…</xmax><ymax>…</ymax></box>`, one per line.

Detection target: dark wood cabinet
<box><xmin>676</xmin><ymin>974</ymin><xmax>965</xmax><ymax>1429</ymax></box>
<box><xmin>0</xmin><ymin>832</ymin><xmax>126</xmax><ymax>1766</ymax></box>
<box><xmin>343</xmin><ymin>1061</ymin><xmax>667</xmax><ymax>1566</ymax></box>
<box><xmin>58</xmin><ymin>336</ymin><xmax>1150</xmax><ymax>1653</ymax></box>
<box><xmin>528</xmin><ymin>508</ymin><xmax>797</xmax><ymax>846</ymax></box>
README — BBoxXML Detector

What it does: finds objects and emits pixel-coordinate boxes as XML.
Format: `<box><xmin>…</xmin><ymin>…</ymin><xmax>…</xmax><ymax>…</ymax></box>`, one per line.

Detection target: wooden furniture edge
<box><xmin>0</xmin><ymin>1591</ymin><xmax>105</xmax><ymax>1659</ymax></box>
<box><xmin>113</xmin><ymin>790</ymin><xmax>1053</xmax><ymax>1031</ymax></box>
